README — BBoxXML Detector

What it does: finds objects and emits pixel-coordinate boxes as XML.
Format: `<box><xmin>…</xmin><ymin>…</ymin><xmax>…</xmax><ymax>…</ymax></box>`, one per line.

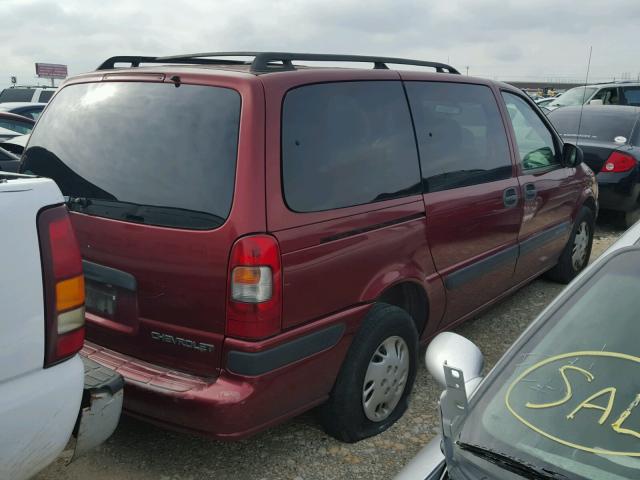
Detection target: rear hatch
<box><xmin>21</xmin><ymin>79</ymin><xmax>242</xmax><ymax>377</ymax></box>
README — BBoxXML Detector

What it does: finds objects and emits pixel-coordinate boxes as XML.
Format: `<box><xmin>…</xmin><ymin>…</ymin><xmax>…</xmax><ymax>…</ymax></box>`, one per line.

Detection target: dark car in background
<box><xmin>549</xmin><ymin>106</ymin><xmax>640</xmax><ymax>227</ymax></box>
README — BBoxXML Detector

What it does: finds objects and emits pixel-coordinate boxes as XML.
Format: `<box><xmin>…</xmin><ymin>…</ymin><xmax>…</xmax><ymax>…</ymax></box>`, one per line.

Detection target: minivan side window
<box><xmin>502</xmin><ymin>92</ymin><xmax>559</xmax><ymax>170</ymax></box>
<box><xmin>281</xmin><ymin>81</ymin><xmax>421</xmax><ymax>212</ymax></box>
<box><xmin>405</xmin><ymin>82</ymin><xmax>512</xmax><ymax>193</ymax></box>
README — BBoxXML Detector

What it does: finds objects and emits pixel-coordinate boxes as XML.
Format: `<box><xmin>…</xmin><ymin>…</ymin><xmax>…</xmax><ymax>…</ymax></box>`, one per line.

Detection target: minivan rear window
<box><xmin>22</xmin><ymin>82</ymin><xmax>241</xmax><ymax>229</ymax></box>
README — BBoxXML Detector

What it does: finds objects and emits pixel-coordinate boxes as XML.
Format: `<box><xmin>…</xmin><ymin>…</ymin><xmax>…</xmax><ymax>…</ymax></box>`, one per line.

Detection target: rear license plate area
<box><xmin>85</xmin><ymin>281</ymin><xmax>117</xmax><ymax>318</ymax></box>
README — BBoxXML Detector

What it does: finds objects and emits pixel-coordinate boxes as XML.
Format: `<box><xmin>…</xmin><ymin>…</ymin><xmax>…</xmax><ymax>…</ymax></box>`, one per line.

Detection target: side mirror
<box><xmin>425</xmin><ymin>332</ymin><xmax>484</xmax><ymax>397</ymax></box>
<box><xmin>589</xmin><ymin>99</ymin><xmax>604</xmax><ymax>105</ymax></box>
<box><xmin>562</xmin><ymin>143</ymin><xmax>584</xmax><ymax>167</ymax></box>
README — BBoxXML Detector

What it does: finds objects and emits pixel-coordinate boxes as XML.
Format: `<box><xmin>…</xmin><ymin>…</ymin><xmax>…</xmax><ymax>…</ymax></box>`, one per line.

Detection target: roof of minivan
<box><xmin>66</xmin><ymin>52</ymin><xmax>519</xmax><ymax>91</ymax></box>
<box><xmin>66</xmin><ymin>63</ymin><xmax>515</xmax><ymax>93</ymax></box>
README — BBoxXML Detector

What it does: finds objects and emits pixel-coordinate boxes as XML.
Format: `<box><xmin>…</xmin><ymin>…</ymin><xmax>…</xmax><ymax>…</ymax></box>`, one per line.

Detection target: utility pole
<box><xmin>465</xmin><ymin>65</ymin><xmax>469</xmax><ymax>76</ymax></box>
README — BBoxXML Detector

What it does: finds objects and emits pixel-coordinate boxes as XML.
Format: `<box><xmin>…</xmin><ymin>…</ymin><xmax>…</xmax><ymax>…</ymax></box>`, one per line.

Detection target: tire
<box><xmin>546</xmin><ymin>207</ymin><xmax>594</xmax><ymax>284</ymax></box>
<box><xmin>318</xmin><ymin>303</ymin><xmax>418</xmax><ymax>443</ymax></box>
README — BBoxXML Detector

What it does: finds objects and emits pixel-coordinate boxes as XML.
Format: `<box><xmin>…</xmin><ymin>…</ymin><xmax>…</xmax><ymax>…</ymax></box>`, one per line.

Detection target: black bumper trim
<box><xmin>227</xmin><ymin>323</ymin><xmax>346</xmax><ymax>376</ymax></box>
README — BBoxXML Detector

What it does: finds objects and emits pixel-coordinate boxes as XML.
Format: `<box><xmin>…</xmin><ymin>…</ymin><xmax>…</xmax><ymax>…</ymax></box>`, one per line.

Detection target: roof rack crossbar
<box><xmin>97</xmin><ymin>52</ymin><xmax>460</xmax><ymax>75</ymax></box>
<box><xmin>96</xmin><ymin>55</ymin><xmax>249</xmax><ymax>71</ymax></box>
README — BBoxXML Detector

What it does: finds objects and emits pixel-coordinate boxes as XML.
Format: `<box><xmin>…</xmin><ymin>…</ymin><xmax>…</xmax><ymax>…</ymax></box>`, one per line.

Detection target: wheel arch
<box><xmin>376</xmin><ymin>280</ymin><xmax>430</xmax><ymax>336</ymax></box>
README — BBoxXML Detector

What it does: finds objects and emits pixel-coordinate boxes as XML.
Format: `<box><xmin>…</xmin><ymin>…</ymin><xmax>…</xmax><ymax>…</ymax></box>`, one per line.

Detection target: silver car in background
<box><xmin>397</xmin><ymin>221</ymin><xmax>640</xmax><ymax>479</ymax></box>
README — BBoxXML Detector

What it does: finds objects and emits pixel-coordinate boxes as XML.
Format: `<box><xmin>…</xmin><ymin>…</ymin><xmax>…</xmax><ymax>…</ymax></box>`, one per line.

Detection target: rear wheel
<box><xmin>318</xmin><ymin>303</ymin><xmax>418</xmax><ymax>443</ymax></box>
<box><xmin>546</xmin><ymin>207</ymin><xmax>594</xmax><ymax>284</ymax></box>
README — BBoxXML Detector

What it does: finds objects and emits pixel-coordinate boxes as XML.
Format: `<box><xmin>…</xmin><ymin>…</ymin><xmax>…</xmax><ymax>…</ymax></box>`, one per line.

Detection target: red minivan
<box><xmin>21</xmin><ymin>52</ymin><xmax>598</xmax><ymax>442</ymax></box>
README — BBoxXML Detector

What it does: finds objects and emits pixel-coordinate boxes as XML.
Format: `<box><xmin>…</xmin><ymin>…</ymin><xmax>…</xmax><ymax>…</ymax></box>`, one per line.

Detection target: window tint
<box><xmin>0</xmin><ymin>88</ymin><xmax>34</xmax><ymax>102</ymax></box>
<box><xmin>26</xmin><ymin>109</ymin><xmax>42</xmax><ymax>120</ymax></box>
<box><xmin>22</xmin><ymin>82</ymin><xmax>241</xmax><ymax>229</ymax></box>
<box><xmin>38</xmin><ymin>90</ymin><xmax>55</xmax><ymax>103</ymax></box>
<box><xmin>622</xmin><ymin>87</ymin><xmax>640</xmax><ymax>106</ymax></box>
<box><xmin>591</xmin><ymin>88</ymin><xmax>618</xmax><ymax>104</ymax></box>
<box><xmin>281</xmin><ymin>81</ymin><xmax>421</xmax><ymax>212</ymax></box>
<box><xmin>502</xmin><ymin>92</ymin><xmax>558</xmax><ymax>170</ymax></box>
<box><xmin>406</xmin><ymin>82</ymin><xmax>512</xmax><ymax>192</ymax></box>
<box><xmin>0</xmin><ymin>120</ymin><xmax>32</xmax><ymax>135</ymax></box>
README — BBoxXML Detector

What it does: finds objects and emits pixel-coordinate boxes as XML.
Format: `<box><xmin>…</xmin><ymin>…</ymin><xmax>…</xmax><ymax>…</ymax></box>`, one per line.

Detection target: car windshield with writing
<box><xmin>21</xmin><ymin>81</ymin><xmax>241</xmax><ymax>229</ymax></box>
<box><xmin>454</xmin><ymin>248</ymin><xmax>640</xmax><ymax>480</ymax></box>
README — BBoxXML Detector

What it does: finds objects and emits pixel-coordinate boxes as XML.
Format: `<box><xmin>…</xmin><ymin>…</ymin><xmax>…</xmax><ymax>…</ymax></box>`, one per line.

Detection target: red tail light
<box><xmin>38</xmin><ymin>205</ymin><xmax>85</xmax><ymax>367</ymax></box>
<box><xmin>602</xmin><ymin>151</ymin><xmax>637</xmax><ymax>173</ymax></box>
<box><xmin>226</xmin><ymin>235</ymin><xmax>282</xmax><ymax>340</ymax></box>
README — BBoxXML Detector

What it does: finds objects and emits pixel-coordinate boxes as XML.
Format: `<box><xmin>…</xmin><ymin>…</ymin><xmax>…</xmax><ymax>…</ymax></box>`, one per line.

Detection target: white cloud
<box><xmin>1</xmin><ymin>0</ymin><xmax>639</xmax><ymax>87</ymax></box>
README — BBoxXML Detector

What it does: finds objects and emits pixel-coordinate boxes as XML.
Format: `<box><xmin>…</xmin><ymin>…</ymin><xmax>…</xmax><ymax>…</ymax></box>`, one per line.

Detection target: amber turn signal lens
<box><xmin>55</xmin><ymin>275</ymin><xmax>85</xmax><ymax>312</ymax></box>
<box><xmin>232</xmin><ymin>266</ymin><xmax>262</xmax><ymax>285</ymax></box>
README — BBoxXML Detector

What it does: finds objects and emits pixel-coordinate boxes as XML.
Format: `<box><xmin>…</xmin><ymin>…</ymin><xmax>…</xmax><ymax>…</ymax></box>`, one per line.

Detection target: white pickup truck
<box><xmin>0</xmin><ymin>173</ymin><xmax>123</xmax><ymax>480</ymax></box>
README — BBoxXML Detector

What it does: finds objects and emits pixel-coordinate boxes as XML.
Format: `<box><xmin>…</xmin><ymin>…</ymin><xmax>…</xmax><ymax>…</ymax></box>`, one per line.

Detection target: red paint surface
<box><xmin>59</xmin><ymin>66</ymin><xmax>597</xmax><ymax>439</ymax></box>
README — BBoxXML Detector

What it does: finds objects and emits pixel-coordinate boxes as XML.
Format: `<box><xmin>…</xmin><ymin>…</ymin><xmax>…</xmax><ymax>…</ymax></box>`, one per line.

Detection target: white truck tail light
<box><xmin>37</xmin><ymin>205</ymin><xmax>86</xmax><ymax>367</ymax></box>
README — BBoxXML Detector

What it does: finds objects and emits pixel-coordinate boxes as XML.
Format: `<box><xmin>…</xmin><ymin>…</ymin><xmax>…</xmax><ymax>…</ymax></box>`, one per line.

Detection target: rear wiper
<box><xmin>457</xmin><ymin>442</ymin><xmax>569</xmax><ymax>480</ymax></box>
<box><xmin>64</xmin><ymin>196</ymin><xmax>93</xmax><ymax>208</ymax></box>
<box><xmin>62</xmin><ymin>197</ymin><xmax>225</xmax><ymax>229</ymax></box>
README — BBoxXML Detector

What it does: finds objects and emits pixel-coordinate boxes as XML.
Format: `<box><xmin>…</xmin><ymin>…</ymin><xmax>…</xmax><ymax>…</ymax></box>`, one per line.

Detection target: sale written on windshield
<box><xmin>458</xmin><ymin>248</ymin><xmax>640</xmax><ymax>480</ymax></box>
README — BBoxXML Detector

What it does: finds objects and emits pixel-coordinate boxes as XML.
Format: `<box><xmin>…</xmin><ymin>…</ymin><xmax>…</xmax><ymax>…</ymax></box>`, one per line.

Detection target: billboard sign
<box><xmin>35</xmin><ymin>63</ymin><xmax>68</xmax><ymax>79</ymax></box>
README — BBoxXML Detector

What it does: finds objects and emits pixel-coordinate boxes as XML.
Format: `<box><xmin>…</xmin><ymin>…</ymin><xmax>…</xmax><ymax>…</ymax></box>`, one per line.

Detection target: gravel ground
<box><xmin>37</xmin><ymin>222</ymin><xmax>621</xmax><ymax>480</ymax></box>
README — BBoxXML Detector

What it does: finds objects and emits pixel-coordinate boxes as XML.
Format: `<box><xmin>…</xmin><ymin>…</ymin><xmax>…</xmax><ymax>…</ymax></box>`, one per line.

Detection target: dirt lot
<box><xmin>37</xmin><ymin>222</ymin><xmax>622</xmax><ymax>480</ymax></box>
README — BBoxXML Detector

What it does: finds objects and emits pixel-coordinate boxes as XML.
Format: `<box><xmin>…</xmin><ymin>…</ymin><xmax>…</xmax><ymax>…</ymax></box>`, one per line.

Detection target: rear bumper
<box><xmin>80</xmin><ymin>304</ymin><xmax>368</xmax><ymax>439</ymax></box>
<box><xmin>597</xmin><ymin>171</ymin><xmax>640</xmax><ymax>212</ymax></box>
<box><xmin>0</xmin><ymin>357</ymin><xmax>83</xmax><ymax>480</ymax></box>
<box><xmin>73</xmin><ymin>357</ymin><xmax>124</xmax><ymax>459</ymax></box>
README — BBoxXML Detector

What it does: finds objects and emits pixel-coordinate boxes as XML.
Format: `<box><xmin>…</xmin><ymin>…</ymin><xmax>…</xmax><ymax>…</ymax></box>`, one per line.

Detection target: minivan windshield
<box><xmin>548</xmin><ymin>86</ymin><xmax>597</xmax><ymax>108</ymax></box>
<box><xmin>456</xmin><ymin>249</ymin><xmax>640</xmax><ymax>480</ymax></box>
<box><xmin>21</xmin><ymin>81</ymin><xmax>241</xmax><ymax>229</ymax></box>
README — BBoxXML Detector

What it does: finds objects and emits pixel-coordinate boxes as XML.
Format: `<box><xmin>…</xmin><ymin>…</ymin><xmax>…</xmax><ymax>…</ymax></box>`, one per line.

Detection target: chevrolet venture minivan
<box><xmin>21</xmin><ymin>52</ymin><xmax>598</xmax><ymax>442</ymax></box>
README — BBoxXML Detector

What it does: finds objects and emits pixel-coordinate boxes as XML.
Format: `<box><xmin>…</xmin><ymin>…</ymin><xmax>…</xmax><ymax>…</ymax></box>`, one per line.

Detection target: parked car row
<box><xmin>5</xmin><ymin>51</ymin><xmax>639</xmax><ymax>480</ymax></box>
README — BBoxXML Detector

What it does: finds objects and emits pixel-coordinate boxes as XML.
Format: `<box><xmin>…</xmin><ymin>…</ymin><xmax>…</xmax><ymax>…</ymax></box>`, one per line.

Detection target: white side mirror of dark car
<box><xmin>425</xmin><ymin>332</ymin><xmax>484</xmax><ymax>398</ymax></box>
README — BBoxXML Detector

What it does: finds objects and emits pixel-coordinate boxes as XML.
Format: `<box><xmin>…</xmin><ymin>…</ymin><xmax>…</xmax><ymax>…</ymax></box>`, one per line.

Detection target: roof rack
<box><xmin>97</xmin><ymin>52</ymin><xmax>460</xmax><ymax>75</ymax></box>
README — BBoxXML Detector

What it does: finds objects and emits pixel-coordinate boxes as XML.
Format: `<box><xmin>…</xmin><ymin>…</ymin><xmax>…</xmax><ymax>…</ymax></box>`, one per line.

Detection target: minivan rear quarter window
<box><xmin>22</xmin><ymin>82</ymin><xmax>241</xmax><ymax>229</ymax></box>
<box><xmin>281</xmin><ymin>81</ymin><xmax>421</xmax><ymax>212</ymax></box>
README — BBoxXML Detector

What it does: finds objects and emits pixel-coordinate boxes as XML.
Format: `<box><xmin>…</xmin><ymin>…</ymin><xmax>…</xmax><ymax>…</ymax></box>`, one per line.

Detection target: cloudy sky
<box><xmin>2</xmin><ymin>0</ymin><xmax>640</xmax><ymax>88</ymax></box>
